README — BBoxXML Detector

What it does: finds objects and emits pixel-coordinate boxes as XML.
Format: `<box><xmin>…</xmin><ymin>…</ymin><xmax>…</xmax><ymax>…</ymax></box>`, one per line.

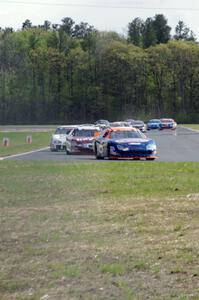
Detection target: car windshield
<box><xmin>96</xmin><ymin>120</ymin><xmax>109</xmax><ymax>125</ymax></box>
<box><xmin>133</xmin><ymin>121</ymin><xmax>144</xmax><ymax>125</ymax></box>
<box><xmin>110</xmin><ymin>122</ymin><xmax>128</xmax><ymax>127</ymax></box>
<box><xmin>55</xmin><ymin>128</ymin><xmax>72</xmax><ymax>134</ymax></box>
<box><xmin>161</xmin><ymin>119</ymin><xmax>173</xmax><ymax>122</ymax></box>
<box><xmin>149</xmin><ymin>120</ymin><xmax>160</xmax><ymax>123</ymax></box>
<box><xmin>110</xmin><ymin>130</ymin><xmax>145</xmax><ymax>139</ymax></box>
<box><xmin>73</xmin><ymin>129</ymin><xmax>97</xmax><ymax>137</ymax></box>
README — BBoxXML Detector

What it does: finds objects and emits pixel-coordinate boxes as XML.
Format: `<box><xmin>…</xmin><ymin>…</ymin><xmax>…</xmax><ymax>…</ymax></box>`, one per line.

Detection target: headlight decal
<box><xmin>146</xmin><ymin>142</ymin><xmax>157</xmax><ymax>151</ymax></box>
<box><xmin>117</xmin><ymin>145</ymin><xmax>129</xmax><ymax>151</ymax></box>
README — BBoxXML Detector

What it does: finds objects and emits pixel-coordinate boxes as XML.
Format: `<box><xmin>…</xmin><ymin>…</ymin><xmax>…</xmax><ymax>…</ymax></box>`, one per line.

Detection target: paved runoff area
<box><xmin>3</xmin><ymin>127</ymin><xmax>199</xmax><ymax>162</ymax></box>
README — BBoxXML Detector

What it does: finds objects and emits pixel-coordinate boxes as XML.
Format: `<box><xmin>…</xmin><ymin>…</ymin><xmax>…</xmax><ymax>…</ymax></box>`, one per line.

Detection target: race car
<box><xmin>94</xmin><ymin>127</ymin><xmax>157</xmax><ymax>160</ymax></box>
<box><xmin>125</xmin><ymin>119</ymin><xmax>135</xmax><ymax>125</ymax></box>
<box><xmin>109</xmin><ymin>121</ymin><xmax>130</xmax><ymax>127</ymax></box>
<box><xmin>131</xmin><ymin>120</ymin><xmax>147</xmax><ymax>132</ymax></box>
<box><xmin>66</xmin><ymin>125</ymin><xmax>100</xmax><ymax>154</ymax></box>
<box><xmin>50</xmin><ymin>125</ymin><xmax>77</xmax><ymax>151</ymax></box>
<box><xmin>147</xmin><ymin>119</ymin><xmax>161</xmax><ymax>130</ymax></box>
<box><xmin>159</xmin><ymin>118</ymin><xmax>177</xmax><ymax>130</ymax></box>
<box><xmin>94</xmin><ymin>119</ymin><xmax>110</xmax><ymax>126</ymax></box>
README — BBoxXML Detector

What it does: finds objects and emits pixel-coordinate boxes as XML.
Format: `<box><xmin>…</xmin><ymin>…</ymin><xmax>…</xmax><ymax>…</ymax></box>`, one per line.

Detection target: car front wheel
<box><xmin>95</xmin><ymin>144</ymin><xmax>103</xmax><ymax>159</ymax></box>
<box><xmin>66</xmin><ymin>149</ymin><xmax>71</xmax><ymax>155</ymax></box>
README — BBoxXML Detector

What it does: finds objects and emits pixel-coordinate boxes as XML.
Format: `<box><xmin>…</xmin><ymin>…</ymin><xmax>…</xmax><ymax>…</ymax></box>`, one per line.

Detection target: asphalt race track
<box><xmin>4</xmin><ymin>127</ymin><xmax>199</xmax><ymax>162</ymax></box>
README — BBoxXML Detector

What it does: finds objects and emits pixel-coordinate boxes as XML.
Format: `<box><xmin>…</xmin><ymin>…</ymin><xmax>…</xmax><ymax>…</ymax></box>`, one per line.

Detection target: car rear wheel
<box><xmin>146</xmin><ymin>157</ymin><xmax>155</xmax><ymax>161</ymax></box>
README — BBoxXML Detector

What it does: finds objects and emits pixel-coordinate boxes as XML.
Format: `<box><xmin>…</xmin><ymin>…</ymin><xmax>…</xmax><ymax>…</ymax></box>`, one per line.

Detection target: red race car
<box><xmin>66</xmin><ymin>125</ymin><xmax>100</xmax><ymax>154</ymax></box>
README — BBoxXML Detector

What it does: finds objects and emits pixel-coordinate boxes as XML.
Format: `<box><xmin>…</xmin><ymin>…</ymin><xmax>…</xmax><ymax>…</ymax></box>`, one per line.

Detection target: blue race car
<box><xmin>147</xmin><ymin>119</ymin><xmax>161</xmax><ymax>130</ymax></box>
<box><xmin>94</xmin><ymin>127</ymin><xmax>157</xmax><ymax>160</ymax></box>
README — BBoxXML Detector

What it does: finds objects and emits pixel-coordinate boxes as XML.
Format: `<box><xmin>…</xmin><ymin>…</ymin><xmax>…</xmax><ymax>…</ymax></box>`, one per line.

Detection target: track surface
<box><xmin>4</xmin><ymin>127</ymin><xmax>199</xmax><ymax>162</ymax></box>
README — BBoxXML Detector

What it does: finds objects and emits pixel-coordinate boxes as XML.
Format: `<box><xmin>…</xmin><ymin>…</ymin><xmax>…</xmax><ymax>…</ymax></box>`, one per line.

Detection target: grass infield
<box><xmin>0</xmin><ymin>132</ymin><xmax>51</xmax><ymax>157</ymax></box>
<box><xmin>0</xmin><ymin>161</ymin><xmax>199</xmax><ymax>300</ymax></box>
<box><xmin>182</xmin><ymin>124</ymin><xmax>199</xmax><ymax>130</ymax></box>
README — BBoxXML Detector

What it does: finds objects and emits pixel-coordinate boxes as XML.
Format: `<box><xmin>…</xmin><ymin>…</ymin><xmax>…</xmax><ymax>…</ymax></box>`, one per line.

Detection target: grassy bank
<box><xmin>182</xmin><ymin>124</ymin><xmax>199</xmax><ymax>130</ymax></box>
<box><xmin>0</xmin><ymin>132</ymin><xmax>52</xmax><ymax>157</ymax></box>
<box><xmin>0</xmin><ymin>162</ymin><xmax>199</xmax><ymax>300</ymax></box>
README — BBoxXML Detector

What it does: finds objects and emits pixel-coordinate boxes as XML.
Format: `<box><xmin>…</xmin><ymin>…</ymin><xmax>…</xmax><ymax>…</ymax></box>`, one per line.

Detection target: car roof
<box><xmin>108</xmin><ymin>127</ymin><xmax>138</xmax><ymax>132</ymax></box>
<box><xmin>57</xmin><ymin>125</ymin><xmax>78</xmax><ymax>128</ymax></box>
<box><xmin>95</xmin><ymin>119</ymin><xmax>109</xmax><ymax>123</ymax></box>
<box><xmin>75</xmin><ymin>126</ymin><xmax>100</xmax><ymax>130</ymax></box>
<box><xmin>161</xmin><ymin>118</ymin><xmax>174</xmax><ymax>121</ymax></box>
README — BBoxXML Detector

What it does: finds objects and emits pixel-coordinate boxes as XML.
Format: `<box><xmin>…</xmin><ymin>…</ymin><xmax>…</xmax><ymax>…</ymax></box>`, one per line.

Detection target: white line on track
<box><xmin>180</xmin><ymin>126</ymin><xmax>199</xmax><ymax>133</ymax></box>
<box><xmin>0</xmin><ymin>147</ymin><xmax>49</xmax><ymax>161</ymax></box>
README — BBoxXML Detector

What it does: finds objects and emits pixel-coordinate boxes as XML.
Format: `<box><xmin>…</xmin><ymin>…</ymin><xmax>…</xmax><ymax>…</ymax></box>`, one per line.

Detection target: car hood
<box><xmin>52</xmin><ymin>134</ymin><xmax>66</xmax><ymax>140</ymax></box>
<box><xmin>148</xmin><ymin>122</ymin><xmax>160</xmax><ymax>125</ymax></box>
<box><xmin>73</xmin><ymin>137</ymin><xmax>94</xmax><ymax>143</ymax></box>
<box><xmin>110</xmin><ymin>138</ymin><xmax>151</xmax><ymax>144</ymax></box>
<box><xmin>133</xmin><ymin>124</ymin><xmax>144</xmax><ymax>127</ymax></box>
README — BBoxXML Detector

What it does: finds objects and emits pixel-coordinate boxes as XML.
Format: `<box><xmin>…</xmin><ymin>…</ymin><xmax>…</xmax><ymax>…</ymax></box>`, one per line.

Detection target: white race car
<box><xmin>50</xmin><ymin>125</ymin><xmax>77</xmax><ymax>151</ymax></box>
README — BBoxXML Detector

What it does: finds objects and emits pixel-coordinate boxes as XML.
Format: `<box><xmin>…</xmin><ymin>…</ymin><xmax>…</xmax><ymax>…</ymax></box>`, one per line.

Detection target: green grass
<box><xmin>0</xmin><ymin>132</ymin><xmax>52</xmax><ymax>157</ymax></box>
<box><xmin>182</xmin><ymin>124</ymin><xmax>199</xmax><ymax>130</ymax></box>
<box><xmin>0</xmin><ymin>161</ymin><xmax>199</xmax><ymax>300</ymax></box>
<box><xmin>100</xmin><ymin>264</ymin><xmax>126</xmax><ymax>276</ymax></box>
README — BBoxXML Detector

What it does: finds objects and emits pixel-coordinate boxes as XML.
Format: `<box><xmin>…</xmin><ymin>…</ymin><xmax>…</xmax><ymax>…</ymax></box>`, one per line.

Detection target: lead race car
<box><xmin>94</xmin><ymin>127</ymin><xmax>157</xmax><ymax>160</ymax></box>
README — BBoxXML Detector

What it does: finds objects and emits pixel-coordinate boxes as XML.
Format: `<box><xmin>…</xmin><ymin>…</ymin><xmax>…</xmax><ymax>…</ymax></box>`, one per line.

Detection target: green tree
<box><xmin>174</xmin><ymin>21</ymin><xmax>196</xmax><ymax>41</ymax></box>
<box><xmin>128</xmin><ymin>17</ymin><xmax>144</xmax><ymax>47</ymax></box>
<box><xmin>142</xmin><ymin>18</ymin><xmax>157</xmax><ymax>48</ymax></box>
<box><xmin>22</xmin><ymin>19</ymin><xmax>32</xmax><ymax>30</ymax></box>
<box><xmin>60</xmin><ymin>17</ymin><xmax>75</xmax><ymax>36</ymax></box>
<box><xmin>153</xmin><ymin>14</ymin><xmax>171</xmax><ymax>44</ymax></box>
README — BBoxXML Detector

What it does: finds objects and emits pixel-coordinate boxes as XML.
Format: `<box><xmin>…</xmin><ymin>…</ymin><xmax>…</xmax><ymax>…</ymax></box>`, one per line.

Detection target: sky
<box><xmin>0</xmin><ymin>0</ymin><xmax>199</xmax><ymax>37</ymax></box>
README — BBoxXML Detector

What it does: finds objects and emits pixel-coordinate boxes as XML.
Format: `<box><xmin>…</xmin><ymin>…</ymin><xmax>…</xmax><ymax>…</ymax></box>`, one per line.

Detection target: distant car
<box><xmin>50</xmin><ymin>125</ymin><xmax>77</xmax><ymax>151</ymax></box>
<box><xmin>125</xmin><ymin>119</ymin><xmax>135</xmax><ymax>125</ymax></box>
<box><xmin>159</xmin><ymin>118</ymin><xmax>177</xmax><ymax>130</ymax></box>
<box><xmin>94</xmin><ymin>127</ymin><xmax>157</xmax><ymax>160</ymax></box>
<box><xmin>80</xmin><ymin>124</ymin><xmax>96</xmax><ymax>127</ymax></box>
<box><xmin>109</xmin><ymin>121</ymin><xmax>130</xmax><ymax>127</ymax></box>
<box><xmin>131</xmin><ymin>120</ymin><xmax>147</xmax><ymax>132</ymax></box>
<box><xmin>66</xmin><ymin>126</ymin><xmax>100</xmax><ymax>154</ymax></box>
<box><xmin>147</xmin><ymin>119</ymin><xmax>161</xmax><ymax>130</ymax></box>
<box><xmin>94</xmin><ymin>119</ymin><xmax>110</xmax><ymax>126</ymax></box>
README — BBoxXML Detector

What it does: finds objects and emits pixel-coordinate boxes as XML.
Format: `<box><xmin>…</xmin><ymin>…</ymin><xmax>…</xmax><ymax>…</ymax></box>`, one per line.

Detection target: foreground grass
<box><xmin>0</xmin><ymin>132</ymin><xmax>52</xmax><ymax>157</ymax></box>
<box><xmin>0</xmin><ymin>162</ymin><xmax>199</xmax><ymax>300</ymax></box>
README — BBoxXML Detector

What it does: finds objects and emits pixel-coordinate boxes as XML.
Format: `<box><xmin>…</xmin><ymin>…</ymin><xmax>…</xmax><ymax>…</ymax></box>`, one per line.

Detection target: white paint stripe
<box><xmin>180</xmin><ymin>126</ymin><xmax>199</xmax><ymax>133</ymax></box>
<box><xmin>0</xmin><ymin>147</ymin><xmax>49</xmax><ymax>161</ymax></box>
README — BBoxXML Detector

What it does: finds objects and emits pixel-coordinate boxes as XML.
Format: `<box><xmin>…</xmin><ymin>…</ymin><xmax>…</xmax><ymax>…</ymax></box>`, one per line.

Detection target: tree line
<box><xmin>0</xmin><ymin>15</ymin><xmax>199</xmax><ymax>124</ymax></box>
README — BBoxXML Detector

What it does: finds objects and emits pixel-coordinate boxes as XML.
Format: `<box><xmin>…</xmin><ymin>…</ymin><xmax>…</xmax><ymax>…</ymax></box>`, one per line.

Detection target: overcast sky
<box><xmin>0</xmin><ymin>0</ymin><xmax>199</xmax><ymax>37</ymax></box>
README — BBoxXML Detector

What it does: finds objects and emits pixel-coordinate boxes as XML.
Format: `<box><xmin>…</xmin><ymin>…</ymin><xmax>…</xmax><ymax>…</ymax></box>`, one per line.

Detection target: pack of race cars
<box><xmin>50</xmin><ymin>118</ymin><xmax>177</xmax><ymax>160</ymax></box>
